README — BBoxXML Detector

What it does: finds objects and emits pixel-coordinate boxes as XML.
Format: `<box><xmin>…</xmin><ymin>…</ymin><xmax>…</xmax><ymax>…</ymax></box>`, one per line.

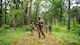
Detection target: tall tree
<box><xmin>11</xmin><ymin>0</ymin><xmax>21</xmax><ymax>27</ymax></box>
<box><xmin>59</xmin><ymin>0</ymin><xmax>63</xmax><ymax>26</ymax></box>
<box><xmin>27</xmin><ymin>0</ymin><xmax>32</xmax><ymax>25</ymax></box>
<box><xmin>34</xmin><ymin>0</ymin><xmax>41</xmax><ymax>24</ymax></box>
<box><xmin>0</xmin><ymin>0</ymin><xmax>2</xmax><ymax>26</ymax></box>
<box><xmin>5</xmin><ymin>0</ymin><xmax>7</xmax><ymax>24</ymax></box>
<box><xmin>24</xmin><ymin>0</ymin><xmax>29</xmax><ymax>25</ymax></box>
<box><xmin>21</xmin><ymin>0</ymin><xmax>24</xmax><ymax>26</ymax></box>
<box><xmin>68</xmin><ymin>0</ymin><xmax>70</xmax><ymax>30</ymax></box>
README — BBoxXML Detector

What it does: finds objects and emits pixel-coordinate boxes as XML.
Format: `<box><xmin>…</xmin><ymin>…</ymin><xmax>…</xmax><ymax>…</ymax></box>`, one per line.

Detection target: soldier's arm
<box><xmin>42</xmin><ymin>19</ymin><xmax>45</xmax><ymax>29</ymax></box>
<box><xmin>42</xmin><ymin>19</ymin><xmax>45</xmax><ymax>24</ymax></box>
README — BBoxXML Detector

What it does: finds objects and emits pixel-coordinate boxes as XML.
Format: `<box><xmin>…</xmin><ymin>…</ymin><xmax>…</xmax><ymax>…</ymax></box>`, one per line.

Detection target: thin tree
<box><xmin>0</xmin><ymin>0</ymin><xmax>2</xmax><ymax>26</ymax></box>
<box><xmin>21</xmin><ymin>0</ymin><xmax>24</xmax><ymax>26</ymax></box>
<box><xmin>5</xmin><ymin>0</ymin><xmax>7</xmax><ymax>24</ymax></box>
<box><xmin>60</xmin><ymin>0</ymin><xmax>63</xmax><ymax>26</ymax></box>
<box><xmin>27</xmin><ymin>0</ymin><xmax>32</xmax><ymax>25</ymax></box>
<box><xmin>68</xmin><ymin>0</ymin><xmax>70</xmax><ymax>30</ymax></box>
<box><xmin>24</xmin><ymin>1</ymin><xmax>28</xmax><ymax>25</ymax></box>
<box><xmin>35</xmin><ymin>0</ymin><xmax>41</xmax><ymax>24</ymax></box>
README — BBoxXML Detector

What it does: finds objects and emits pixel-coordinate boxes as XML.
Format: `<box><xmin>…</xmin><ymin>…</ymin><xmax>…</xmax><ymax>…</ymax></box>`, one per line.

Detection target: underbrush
<box><xmin>52</xmin><ymin>25</ymin><xmax>80</xmax><ymax>45</ymax></box>
<box><xmin>0</xmin><ymin>24</ymin><xmax>80</xmax><ymax>45</ymax></box>
<box><xmin>0</xmin><ymin>24</ymin><xmax>10</xmax><ymax>33</ymax></box>
<box><xmin>52</xmin><ymin>25</ymin><xmax>67</xmax><ymax>32</ymax></box>
<box><xmin>0</xmin><ymin>25</ymin><xmax>31</xmax><ymax>45</ymax></box>
<box><xmin>71</xmin><ymin>24</ymin><xmax>80</xmax><ymax>35</ymax></box>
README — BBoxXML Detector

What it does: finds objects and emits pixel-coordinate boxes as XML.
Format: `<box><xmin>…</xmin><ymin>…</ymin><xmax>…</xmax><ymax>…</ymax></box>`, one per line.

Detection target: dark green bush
<box><xmin>21</xmin><ymin>25</ymin><xmax>37</xmax><ymax>32</ymax></box>
<box><xmin>52</xmin><ymin>26</ymin><xmax>60</xmax><ymax>32</ymax></box>
<box><xmin>71</xmin><ymin>24</ymin><xmax>80</xmax><ymax>35</ymax></box>
<box><xmin>52</xmin><ymin>25</ymin><xmax>66</xmax><ymax>32</ymax></box>
<box><xmin>0</xmin><ymin>24</ymin><xmax>10</xmax><ymax>33</ymax></box>
<box><xmin>21</xmin><ymin>26</ymin><xmax>31</xmax><ymax>31</ymax></box>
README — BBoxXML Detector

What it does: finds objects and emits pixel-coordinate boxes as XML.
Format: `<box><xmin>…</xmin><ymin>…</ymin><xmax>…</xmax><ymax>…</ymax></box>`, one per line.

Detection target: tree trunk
<box><xmin>60</xmin><ymin>11</ymin><xmax>62</xmax><ymax>26</ymax></box>
<box><xmin>35</xmin><ymin>0</ymin><xmax>41</xmax><ymax>24</ymax></box>
<box><xmin>68</xmin><ymin>0</ymin><xmax>70</xmax><ymax>30</ymax></box>
<box><xmin>53</xmin><ymin>18</ymin><xmax>56</xmax><ymax>25</ymax></box>
<box><xmin>27</xmin><ymin>0</ymin><xmax>32</xmax><ymax>25</ymax></box>
<box><xmin>5</xmin><ymin>0</ymin><xmax>7</xmax><ymax>24</ymax></box>
<box><xmin>72</xmin><ymin>17</ymin><xmax>75</xmax><ymax>25</ymax></box>
<box><xmin>35</xmin><ymin>5</ymin><xmax>39</xmax><ymax>24</ymax></box>
<box><xmin>59</xmin><ymin>0</ymin><xmax>63</xmax><ymax>26</ymax></box>
<box><xmin>0</xmin><ymin>0</ymin><xmax>2</xmax><ymax>27</ymax></box>
<box><xmin>63</xmin><ymin>17</ymin><xmax>66</xmax><ymax>25</ymax></box>
<box><xmin>25</xmin><ymin>3</ymin><xmax>28</xmax><ymax>25</ymax></box>
<box><xmin>13</xmin><ymin>15</ymin><xmax>17</xmax><ymax>28</ymax></box>
<box><xmin>21</xmin><ymin>0</ymin><xmax>24</xmax><ymax>26</ymax></box>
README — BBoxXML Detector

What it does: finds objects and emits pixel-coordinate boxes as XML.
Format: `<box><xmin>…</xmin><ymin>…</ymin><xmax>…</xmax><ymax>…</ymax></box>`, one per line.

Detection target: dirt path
<box><xmin>13</xmin><ymin>33</ymin><xmax>65</xmax><ymax>45</ymax></box>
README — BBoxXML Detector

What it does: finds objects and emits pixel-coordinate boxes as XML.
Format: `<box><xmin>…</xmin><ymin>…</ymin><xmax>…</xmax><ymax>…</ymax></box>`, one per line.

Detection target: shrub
<box><xmin>52</xmin><ymin>25</ymin><xmax>66</xmax><ymax>32</ymax></box>
<box><xmin>0</xmin><ymin>24</ymin><xmax>10</xmax><ymax>33</ymax></box>
<box><xmin>21</xmin><ymin>26</ymin><xmax>31</xmax><ymax>31</ymax></box>
<box><xmin>71</xmin><ymin>24</ymin><xmax>80</xmax><ymax>35</ymax></box>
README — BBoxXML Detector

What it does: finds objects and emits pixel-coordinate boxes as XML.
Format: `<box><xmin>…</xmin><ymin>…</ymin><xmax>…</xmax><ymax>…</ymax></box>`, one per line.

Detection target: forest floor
<box><xmin>1</xmin><ymin>26</ymin><xmax>80</xmax><ymax>45</ymax></box>
<box><xmin>13</xmin><ymin>32</ymin><xmax>66</xmax><ymax>45</ymax></box>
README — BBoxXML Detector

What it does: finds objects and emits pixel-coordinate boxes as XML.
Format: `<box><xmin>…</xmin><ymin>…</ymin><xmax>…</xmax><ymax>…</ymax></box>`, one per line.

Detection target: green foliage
<box><xmin>7</xmin><ymin>9</ymin><xmax>22</xmax><ymax>25</ymax></box>
<box><xmin>0</xmin><ymin>24</ymin><xmax>10</xmax><ymax>33</ymax></box>
<box><xmin>0</xmin><ymin>25</ymin><xmax>80</xmax><ymax>45</ymax></box>
<box><xmin>0</xmin><ymin>0</ymin><xmax>80</xmax><ymax>45</ymax></box>
<box><xmin>53</xmin><ymin>31</ymin><xmax>80</xmax><ymax>45</ymax></box>
<box><xmin>31</xmin><ymin>10</ymin><xmax>38</xmax><ymax>24</ymax></box>
<box><xmin>71</xmin><ymin>24</ymin><xmax>80</xmax><ymax>35</ymax></box>
<box><xmin>52</xmin><ymin>25</ymin><xmax>67</xmax><ymax>32</ymax></box>
<box><xmin>52</xmin><ymin>25</ymin><xmax>80</xmax><ymax>45</ymax></box>
<box><xmin>21</xmin><ymin>26</ymin><xmax>31</xmax><ymax>31</ymax></box>
<box><xmin>0</xmin><ymin>26</ymin><xmax>31</xmax><ymax>45</ymax></box>
<box><xmin>71</xmin><ymin>7</ymin><xmax>80</xmax><ymax>24</ymax></box>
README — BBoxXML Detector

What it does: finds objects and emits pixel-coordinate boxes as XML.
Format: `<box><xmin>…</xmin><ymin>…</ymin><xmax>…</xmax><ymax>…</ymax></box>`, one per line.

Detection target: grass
<box><xmin>0</xmin><ymin>27</ymin><xmax>31</xmax><ymax>45</ymax></box>
<box><xmin>52</xmin><ymin>31</ymin><xmax>80</xmax><ymax>45</ymax></box>
<box><xmin>0</xmin><ymin>25</ymin><xmax>80</xmax><ymax>45</ymax></box>
<box><xmin>52</xmin><ymin>25</ymin><xmax>80</xmax><ymax>45</ymax></box>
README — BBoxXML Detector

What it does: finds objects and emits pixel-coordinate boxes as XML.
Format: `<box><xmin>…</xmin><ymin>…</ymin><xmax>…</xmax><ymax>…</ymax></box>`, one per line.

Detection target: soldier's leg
<box><xmin>31</xmin><ymin>30</ymin><xmax>33</xmax><ymax>34</ymax></box>
<box><xmin>50</xmin><ymin>29</ymin><xmax>52</xmax><ymax>35</ymax></box>
<box><xmin>32</xmin><ymin>29</ymin><xmax>34</xmax><ymax>34</ymax></box>
<box><xmin>38</xmin><ymin>32</ymin><xmax>41</xmax><ymax>38</ymax></box>
<box><xmin>41</xmin><ymin>28</ymin><xmax>45</xmax><ymax>38</ymax></box>
<box><xmin>38</xmin><ymin>29</ymin><xmax>41</xmax><ymax>39</ymax></box>
<box><xmin>50</xmin><ymin>30</ymin><xmax>51</xmax><ymax>35</ymax></box>
<box><xmin>46</xmin><ymin>28</ymin><xmax>47</xmax><ymax>33</ymax></box>
<box><xmin>42</xmin><ymin>32</ymin><xmax>45</xmax><ymax>38</ymax></box>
